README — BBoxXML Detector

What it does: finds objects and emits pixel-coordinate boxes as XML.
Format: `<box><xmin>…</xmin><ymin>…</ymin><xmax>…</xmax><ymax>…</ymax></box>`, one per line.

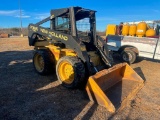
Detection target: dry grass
<box><xmin>0</xmin><ymin>37</ymin><xmax>160</xmax><ymax>120</ymax></box>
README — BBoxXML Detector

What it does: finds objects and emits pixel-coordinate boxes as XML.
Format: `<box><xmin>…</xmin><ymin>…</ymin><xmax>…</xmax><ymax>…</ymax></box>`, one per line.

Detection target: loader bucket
<box><xmin>86</xmin><ymin>63</ymin><xmax>144</xmax><ymax>113</ymax></box>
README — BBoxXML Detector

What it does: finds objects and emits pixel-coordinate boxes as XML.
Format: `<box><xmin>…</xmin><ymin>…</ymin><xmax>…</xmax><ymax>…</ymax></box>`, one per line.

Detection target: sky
<box><xmin>0</xmin><ymin>0</ymin><xmax>160</xmax><ymax>31</ymax></box>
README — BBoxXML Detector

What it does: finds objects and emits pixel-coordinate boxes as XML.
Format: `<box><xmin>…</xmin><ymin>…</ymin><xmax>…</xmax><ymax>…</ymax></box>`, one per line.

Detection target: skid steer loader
<box><xmin>28</xmin><ymin>7</ymin><xmax>144</xmax><ymax>112</ymax></box>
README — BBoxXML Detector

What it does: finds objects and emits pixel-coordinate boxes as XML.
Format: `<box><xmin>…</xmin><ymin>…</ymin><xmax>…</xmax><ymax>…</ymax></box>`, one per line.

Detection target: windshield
<box><xmin>75</xmin><ymin>9</ymin><xmax>95</xmax><ymax>37</ymax></box>
<box><xmin>76</xmin><ymin>18</ymin><xmax>90</xmax><ymax>36</ymax></box>
<box><xmin>55</xmin><ymin>17</ymin><xmax>70</xmax><ymax>31</ymax></box>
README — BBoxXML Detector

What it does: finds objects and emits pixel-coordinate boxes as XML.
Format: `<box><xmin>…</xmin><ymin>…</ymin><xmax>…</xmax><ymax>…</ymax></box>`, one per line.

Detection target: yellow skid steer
<box><xmin>28</xmin><ymin>7</ymin><xmax>144</xmax><ymax>112</ymax></box>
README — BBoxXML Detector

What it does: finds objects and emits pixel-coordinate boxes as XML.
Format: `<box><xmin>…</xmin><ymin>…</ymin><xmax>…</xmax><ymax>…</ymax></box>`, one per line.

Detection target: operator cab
<box><xmin>50</xmin><ymin>7</ymin><xmax>96</xmax><ymax>41</ymax></box>
<box><xmin>50</xmin><ymin>7</ymin><xmax>96</xmax><ymax>50</ymax></box>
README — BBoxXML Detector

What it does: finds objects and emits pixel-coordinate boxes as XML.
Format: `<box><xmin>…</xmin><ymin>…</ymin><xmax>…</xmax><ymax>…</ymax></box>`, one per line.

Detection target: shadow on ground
<box><xmin>1</xmin><ymin>50</ymin><xmax>151</xmax><ymax>120</ymax></box>
<box><xmin>0</xmin><ymin>50</ymin><xmax>100</xmax><ymax>120</ymax></box>
<box><xmin>112</xmin><ymin>53</ymin><xmax>160</xmax><ymax>65</ymax></box>
<box><xmin>136</xmin><ymin>56</ymin><xmax>160</xmax><ymax>63</ymax></box>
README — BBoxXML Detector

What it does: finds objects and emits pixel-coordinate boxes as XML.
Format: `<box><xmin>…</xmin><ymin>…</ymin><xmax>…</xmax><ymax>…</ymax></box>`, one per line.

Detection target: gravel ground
<box><xmin>0</xmin><ymin>37</ymin><xmax>160</xmax><ymax>120</ymax></box>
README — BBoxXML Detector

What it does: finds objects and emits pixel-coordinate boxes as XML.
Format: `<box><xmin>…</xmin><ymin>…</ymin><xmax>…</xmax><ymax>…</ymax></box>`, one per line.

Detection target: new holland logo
<box><xmin>30</xmin><ymin>25</ymin><xmax>38</xmax><ymax>32</ymax></box>
<box><xmin>49</xmin><ymin>31</ymin><xmax>68</xmax><ymax>41</ymax></box>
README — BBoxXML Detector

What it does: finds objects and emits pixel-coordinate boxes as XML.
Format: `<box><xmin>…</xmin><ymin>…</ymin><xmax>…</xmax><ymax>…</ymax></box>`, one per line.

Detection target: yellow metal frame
<box><xmin>46</xmin><ymin>45</ymin><xmax>77</xmax><ymax>63</ymax></box>
<box><xmin>34</xmin><ymin>43</ymin><xmax>101</xmax><ymax>67</ymax></box>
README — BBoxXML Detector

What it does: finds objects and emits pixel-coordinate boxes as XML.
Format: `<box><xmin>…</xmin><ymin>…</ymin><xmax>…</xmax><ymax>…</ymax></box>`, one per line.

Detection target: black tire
<box><xmin>121</xmin><ymin>49</ymin><xmax>136</xmax><ymax>64</ymax></box>
<box><xmin>33</xmin><ymin>49</ymin><xmax>55</xmax><ymax>75</ymax></box>
<box><xmin>56</xmin><ymin>56</ymin><xmax>85</xmax><ymax>88</ymax></box>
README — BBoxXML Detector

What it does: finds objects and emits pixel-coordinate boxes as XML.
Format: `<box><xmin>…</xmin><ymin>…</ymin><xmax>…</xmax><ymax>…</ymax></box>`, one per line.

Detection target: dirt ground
<box><xmin>0</xmin><ymin>37</ymin><xmax>160</xmax><ymax>120</ymax></box>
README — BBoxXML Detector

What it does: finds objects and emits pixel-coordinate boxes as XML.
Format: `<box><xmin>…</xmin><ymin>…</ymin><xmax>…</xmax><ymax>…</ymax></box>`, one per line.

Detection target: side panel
<box><xmin>107</xmin><ymin>35</ymin><xmax>159</xmax><ymax>59</ymax></box>
<box><xmin>35</xmin><ymin>45</ymin><xmax>77</xmax><ymax>64</ymax></box>
<box><xmin>28</xmin><ymin>24</ymin><xmax>88</xmax><ymax>63</ymax></box>
<box><xmin>107</xmin><ymin>35</ymin><xmax>122</xmax><ymax>51</ymax></box>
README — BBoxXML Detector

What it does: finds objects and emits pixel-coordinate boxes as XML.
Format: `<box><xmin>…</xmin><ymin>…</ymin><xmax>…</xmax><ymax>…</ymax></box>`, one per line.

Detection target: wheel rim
<box><xmin>123</xmin><ymin>52</ymin><xmax>132</xmax><ymax>61</ymax></box>
<box><xmin>34</xmin><ymin>54</ymin><xmax>44</xmax><ymax>72</ymax></box>
<box><xmin>58</xmin><ymin>61</ymin><xmax>74</xmax><ymax>84</ymax></box>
